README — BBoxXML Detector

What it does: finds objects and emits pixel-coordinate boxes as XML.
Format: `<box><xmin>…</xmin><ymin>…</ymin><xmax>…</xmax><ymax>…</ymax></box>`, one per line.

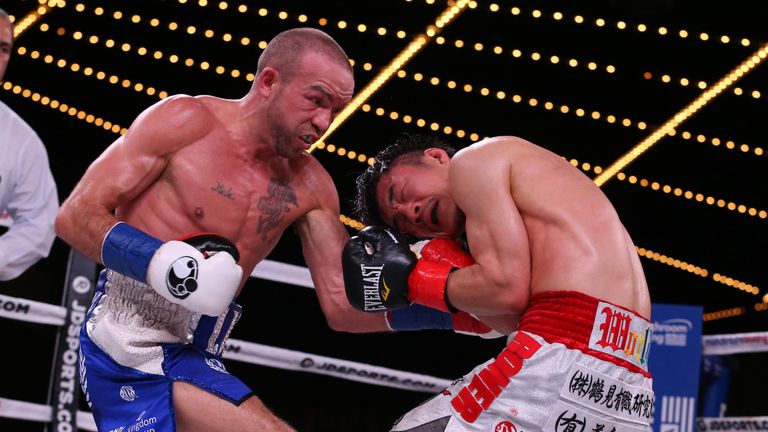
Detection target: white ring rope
<box><xmin>0</xmin><ymin>259</ymin><xmax>452</xmax><ymax>428</ymax></box>
<box><xmin>3</xmin><ymin>258</ymin><xmax>767</xmax><ymax>428</ymax></box>
<box><xmin>0</xmin><ymin>397</ymin><xmax>97</xmax><ymax>431</ymax></box>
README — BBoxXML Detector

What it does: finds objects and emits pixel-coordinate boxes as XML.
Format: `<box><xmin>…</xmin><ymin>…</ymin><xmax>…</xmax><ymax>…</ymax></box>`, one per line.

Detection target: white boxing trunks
<box><xmin>391</xmin><ymin>291</ymin><xmax>654</xmax><ymax>432</ymax></box>
<box><xmin>79</xmin><ymin>270</ymin><xmax>252</xmax><ymax>432</ymax></box>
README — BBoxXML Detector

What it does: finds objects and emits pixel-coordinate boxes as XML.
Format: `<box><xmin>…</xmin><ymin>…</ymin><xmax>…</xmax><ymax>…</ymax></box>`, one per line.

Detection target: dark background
<box><xmin>1</xmin><ymin>0</ymin><xmax>766</xmax><ymax>430</ymax></box>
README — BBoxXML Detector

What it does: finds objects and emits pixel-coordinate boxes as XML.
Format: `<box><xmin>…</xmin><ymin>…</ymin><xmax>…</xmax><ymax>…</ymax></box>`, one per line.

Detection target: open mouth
<box><xmin>429</xmin><ymin>201</ymin><xmax>440</xmax><ymax>228</ymax></box>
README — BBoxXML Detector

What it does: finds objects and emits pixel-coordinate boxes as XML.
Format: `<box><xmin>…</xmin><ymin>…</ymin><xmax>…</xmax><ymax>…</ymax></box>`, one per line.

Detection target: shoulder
<box><xmin>295</xmin><ymin>154</ymin><xmax>340</xmax><ymax>207</ymax></box>
<box><xmin>451</xmin><ymin>136</ymin><xmax>517</xmax><ymax>168</ymax></box>
<box><xmin>139</xmin><ymin>94</ymin><xmax>215</xmax><ymax>127</ymax></box>
<box><xmin>126</xmin><ymin>95</ymin><xmax>216</xmax><ymax>146</ymax></box>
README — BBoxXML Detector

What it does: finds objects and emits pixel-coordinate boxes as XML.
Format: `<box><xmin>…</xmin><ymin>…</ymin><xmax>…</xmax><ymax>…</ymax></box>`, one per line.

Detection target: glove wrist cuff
<box><xmin>408</xmin><ymin>260</ymin><xmax>458</xmax><ymax>313</ymax></box>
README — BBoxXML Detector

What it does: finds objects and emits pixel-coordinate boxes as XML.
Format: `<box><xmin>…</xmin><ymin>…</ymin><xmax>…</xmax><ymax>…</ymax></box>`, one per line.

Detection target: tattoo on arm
<box><xmin>257</xmin><ymin>177</ymin><xmax>298</xmax><ymax>242</ymax></box>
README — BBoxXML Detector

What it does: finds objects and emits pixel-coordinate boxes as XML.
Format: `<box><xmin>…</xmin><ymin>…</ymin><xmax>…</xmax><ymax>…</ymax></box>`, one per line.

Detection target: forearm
<box><xmin>55</xmin><ymin>196</ymin><xmax>119</xmax><ymax>264</ymax></box>
<box><xmin>445</xmin><ymin>264</ymin><xmax>529</xmax><ymax>316</ymax></box>
<box><xmin>312</xmin><ymin>272</ymin><xmax>391</xmax><ymax>333</ymax></box>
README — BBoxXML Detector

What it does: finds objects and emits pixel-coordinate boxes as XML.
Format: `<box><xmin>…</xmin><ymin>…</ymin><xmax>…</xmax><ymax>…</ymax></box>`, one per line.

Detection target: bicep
<box><xmin>451</xmin><ymin>153</ymin><xmax>531</xmax><ymax>295</ymax></box>
<box><xmin>69</xmin><ymin>97</ymin><xmax>208</xmax><ymax>211</ymax></box>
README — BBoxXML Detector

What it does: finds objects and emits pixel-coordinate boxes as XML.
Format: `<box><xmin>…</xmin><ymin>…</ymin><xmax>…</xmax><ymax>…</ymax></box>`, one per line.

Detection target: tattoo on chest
<box><xmin>256</xmin><ymin>177</ymin><xmax>299</xmax><ymax>242</ymax></box>
<box><xmin>211</xmin><ymin>182</ymin><xmax>235</xmax><ymax>200</ymax></box>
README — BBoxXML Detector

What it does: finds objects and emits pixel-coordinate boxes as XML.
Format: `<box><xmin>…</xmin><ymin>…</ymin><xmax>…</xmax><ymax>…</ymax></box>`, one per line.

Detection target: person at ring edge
<box><xmin>344</xmin><ymin>133</ymin><xmax>654</xmax><ymax>431</ymax></box>
<box><xmin>55</xmin><ymin>27</ymin><xmax>497</xmax><ymax>432</ymax></box>
<box><xmin>0</xmin><ymin>9</ymin><xmax>58</xmax><ymax>281</ymax></box>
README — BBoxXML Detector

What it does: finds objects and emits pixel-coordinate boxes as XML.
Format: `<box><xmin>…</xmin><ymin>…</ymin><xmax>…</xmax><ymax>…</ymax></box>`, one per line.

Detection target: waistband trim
<box><xmin>517</xmin><ymin>291</ymin><xmax>652</xmax><ymax>377</ymax></box>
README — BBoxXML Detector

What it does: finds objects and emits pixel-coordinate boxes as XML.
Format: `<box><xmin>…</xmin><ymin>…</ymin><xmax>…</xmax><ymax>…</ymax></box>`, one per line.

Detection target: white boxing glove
<box><xmin>146</xmin><ymin>240</ymin><xmax>243</xmax><ymax>316</ymax></box>
<box><xmin>101</xmin><ymin>222</ymin><xmax>243</xmax><ymax>317</ymax></box>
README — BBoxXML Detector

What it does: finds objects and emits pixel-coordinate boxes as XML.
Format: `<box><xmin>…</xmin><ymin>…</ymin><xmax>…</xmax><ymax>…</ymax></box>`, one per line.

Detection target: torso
<box><xmin>115</xmin><ymin>97</ymin><xmax>326</xmax><ymax>293</ymax></box>
<box><xmin>460</xmin><ymin>137</ymin><xmax>650</xmax><ymax>317</ymax></box>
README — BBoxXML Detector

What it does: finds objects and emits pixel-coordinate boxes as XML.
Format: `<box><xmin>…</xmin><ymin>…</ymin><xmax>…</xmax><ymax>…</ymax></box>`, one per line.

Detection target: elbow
<box><xmin>324</xmin><ymin>313</ymin><xmax>362</xmax><ymax>333</ymax></box>
<box><xmin>494</xmin><ymin>289</ymin><xmax>529</xmax><ymax>315</ymax></box>
<box><xmin>490</xmin><ymin>273</ymin><xmax>531</xmax><ymax>314</ymax></box>
<box><xmin>54</xmin><ymin>206</ymin><xmax>72</xmax><ymax>241</ymax></box>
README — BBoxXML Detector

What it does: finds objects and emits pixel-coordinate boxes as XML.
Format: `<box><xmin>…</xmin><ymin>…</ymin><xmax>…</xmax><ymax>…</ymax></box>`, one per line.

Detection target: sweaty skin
<box><xmin>56</xmin><ymin>50</ymin><xmax>389</xmax><ymax>432</ymax></box>
<box><xmin>376</xmin><ymin>136</ymin><xmax>651</xmax><ymax>329</ymax></box>
<box><xmin>57</xmin><ymin>52</ymin><xmax>386</xmax><ymax>333</ymax></box>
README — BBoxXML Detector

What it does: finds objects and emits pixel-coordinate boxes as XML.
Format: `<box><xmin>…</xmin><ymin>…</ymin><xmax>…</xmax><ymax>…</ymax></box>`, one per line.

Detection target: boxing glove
<box><xmin>343</xmin><ymin>226</ymin><xmax>465</xmax><ymax>313</ymax></box>
<box><xmin>101</xmin><ymin>222</ymin><xmax>243</xmax><ymax>316</ymax></box>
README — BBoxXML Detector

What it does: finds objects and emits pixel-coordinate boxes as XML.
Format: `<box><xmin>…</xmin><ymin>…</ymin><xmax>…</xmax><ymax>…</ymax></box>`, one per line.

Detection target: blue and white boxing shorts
<box><xmin>79</xmin><ymin>270</ymin><xmax>253</xmax><ymax>432</ymax></box>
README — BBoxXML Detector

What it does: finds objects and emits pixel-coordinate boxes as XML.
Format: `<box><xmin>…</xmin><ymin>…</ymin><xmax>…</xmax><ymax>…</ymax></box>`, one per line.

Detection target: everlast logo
<box><xmin>451</xmin><ymin>332</ymin><xmax>542</xmax><ymax>423</ymax></box>
<box><xmin>589</xmin><ymin>302</ymin><xmax>651</xmax><ymax>367</ymax></box>
<box><xmin>360</xmin><ymin>264</ymin><xmax>386</xmax><ymax>311</ymax></box>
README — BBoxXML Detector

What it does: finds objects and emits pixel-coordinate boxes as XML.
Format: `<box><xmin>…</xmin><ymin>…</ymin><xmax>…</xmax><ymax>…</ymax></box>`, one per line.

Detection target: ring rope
<box><xmin>4</xmin><ymin>257</ymin><xmax>767</xmax><ymax>429</ymax></box>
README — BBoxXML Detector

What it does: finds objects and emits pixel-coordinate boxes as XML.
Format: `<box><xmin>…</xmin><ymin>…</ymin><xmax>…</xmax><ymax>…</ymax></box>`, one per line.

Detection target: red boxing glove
<box><xmin>407</xmin><ymin>238</ymin><xmax>473</xmax><ymax>313</ymax></box>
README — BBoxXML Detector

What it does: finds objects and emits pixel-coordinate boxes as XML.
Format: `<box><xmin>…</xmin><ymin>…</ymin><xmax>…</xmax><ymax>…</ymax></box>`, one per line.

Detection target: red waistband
<box><xmin>517</xmin><ymin>291</ymin><xmax>652</xmax><ymax>377</ymax></box>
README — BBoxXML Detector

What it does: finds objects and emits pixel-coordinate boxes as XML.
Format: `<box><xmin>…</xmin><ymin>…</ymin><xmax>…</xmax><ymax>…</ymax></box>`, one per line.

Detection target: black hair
<box><xmin>352</xmin><ymin>133</ymin><xmax>456</xmax><ymax>227</ymax></box>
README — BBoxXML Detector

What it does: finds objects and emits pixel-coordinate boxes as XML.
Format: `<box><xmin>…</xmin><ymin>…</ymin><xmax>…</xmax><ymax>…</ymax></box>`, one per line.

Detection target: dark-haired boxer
<box><xmin>345</xmin><ymin>134</ymin><xmax>654</xmax><ymax>432</ymax></box>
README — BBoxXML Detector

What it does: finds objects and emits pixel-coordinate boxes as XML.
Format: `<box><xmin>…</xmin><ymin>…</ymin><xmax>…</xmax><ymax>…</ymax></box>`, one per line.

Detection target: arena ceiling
<box><xmin>2</xmin><ymin>0</ymin><xmax>767</xmax><ymax>428</ymax></box>
<box><xmin>0</xmin><ymin>0</ymin><xmax>768</xmax><ymax>424</ymax></box>
<box><xmin>5</xmin><ymin>0</ymin><xmax>768</xmax><ymax>330</ymax></box>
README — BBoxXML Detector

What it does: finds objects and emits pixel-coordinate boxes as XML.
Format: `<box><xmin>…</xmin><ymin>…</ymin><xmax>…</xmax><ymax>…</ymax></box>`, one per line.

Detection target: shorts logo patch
<box><xmin>589</xmin><ymin>302</ymin><xmax>652</xmax><ymax>369</ymax></box>
<box><xmin>494</xmin><ymin>421</ymin><xmax>517</xmax><ymax>432</ymax></box>
<box><xmin>166</xmin><ymin>256</ymin><xmax>199</xmax><ymax>299</ymax></box>
<box><xmin>560</xmin><ymin>364</ymin><xmax>654</xmax><ymax>423</ymax></box>
<box><xmin>206</xmin><ymin>357</ymin><xmax>229</xmax><ymax>374</ymax></box>
<box><xmin>119</xmin><ymin>385</ymin><xmax>136</xmax><ymax>402</ymax></box>
<box><xmin>545</xmin><ymin>400</ymin><xmax>648</xmax><ymax>432</ymax></box>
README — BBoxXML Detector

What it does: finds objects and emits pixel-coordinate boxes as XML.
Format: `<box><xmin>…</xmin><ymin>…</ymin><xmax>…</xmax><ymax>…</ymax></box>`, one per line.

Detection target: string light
<box><xmin>594</xmin><ymin>42</ymin><xmax>768</xmax><ymax>186</ymax></box>
<box><xmin>702</xmin><ymin>307</ymin><xmax>745</xmax><ymax>321</ymax></box>
<box><xmin>644</xmin><ymin>72</ymin><xmax>763</xmax><ymax>102</ymax></box>
<box><xmin>64</xmin><ymin>2</ymin><xmax>759</xmax><ymax>156</ymax></box>
<box><xmin>1</xmin><ymin>80</ymin><xmax>127</xmax><ymax>134</ymax></box>
<box><xmin>486</xmin><ymin>4</ymin><xmax>752</xmax><ymax>48</ymax></box>
<box><xmin>397</xmin><ymin>68</ymin><xmax>648</xmax><ymax>132</ymax></box>
<box><xmin>14</xmin><ymin>46</ymin><xmax>169</xmax><ymax>99</ymax></box>
<box><xmin>309</xmin><ymin>0</ymin><xmax>473</xmax><ymax>152</ymax></box>
<box><xmin>12</xmin><ymin>1</ymin><xmax>64</xmax><ymax>38</ymax></box>
<box><xmin>21</xmin><ymin>1</ymin><xmax>762</xmax><ymax>311</ymax></box>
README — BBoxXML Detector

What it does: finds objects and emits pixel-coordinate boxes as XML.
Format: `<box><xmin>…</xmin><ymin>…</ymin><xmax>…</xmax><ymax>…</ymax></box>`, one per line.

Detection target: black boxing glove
<box><xmin>342</xmin><ymin>226</ymin><xmax>459</xmax><ymax>313</ymax></box>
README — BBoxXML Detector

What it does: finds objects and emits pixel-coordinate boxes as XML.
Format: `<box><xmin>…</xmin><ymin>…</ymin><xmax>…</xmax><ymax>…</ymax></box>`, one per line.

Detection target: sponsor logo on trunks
<box><xmin>561</xmin><ymin>364</ymin><xmax>653</xmax><ymax>422</ymax></box>
<box><xmin>206</xmin><ymin>357</ymin><xmax>229</xmax><ymax>374</ymax></box>
<box><xmin>119</xmin><ymin>385</ymin><xmax>136</xmax><ymax>402</ymax></box>
<box><xmin>166</xmin><ymin>256</ymin><xmax>199</xmax><ymax>299</ymax></box>
<box><xmin>545</xmin><ymin>400</ymin><xmax>648</xmax><ymax>432</ymax></box>
<box><xmin>589</xmin><ymin>302</ymin><xmax>652</xmax><ymax>369</ymax></box>
<box><xmin>359</xmin><ymin>264</ymin><xmax>387</xmax><ymax>312</ymax></box>
<box><xmin>495</xmin><ymin>421</ymin><xmax>518</xmax><ymax>432</ymax></box>
<box><xmin>450</xmin><ymin>332</ymin><xmax>542</xmax><ymax>423</ymax></box>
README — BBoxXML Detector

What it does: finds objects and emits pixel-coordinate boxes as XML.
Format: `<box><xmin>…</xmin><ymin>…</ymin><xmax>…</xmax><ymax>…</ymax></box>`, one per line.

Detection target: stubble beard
<box><xmin>266</xmin><ymin>99</ymin><xmax>301</xmax><ymax>159</ymax></box>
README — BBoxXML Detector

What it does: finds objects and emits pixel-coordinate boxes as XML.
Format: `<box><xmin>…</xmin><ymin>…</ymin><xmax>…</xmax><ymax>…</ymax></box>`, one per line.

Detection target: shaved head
<box><xmin>257</xmin><ymin>27</ymin><xmax>352</xmax><ymax>82</ymax></box>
